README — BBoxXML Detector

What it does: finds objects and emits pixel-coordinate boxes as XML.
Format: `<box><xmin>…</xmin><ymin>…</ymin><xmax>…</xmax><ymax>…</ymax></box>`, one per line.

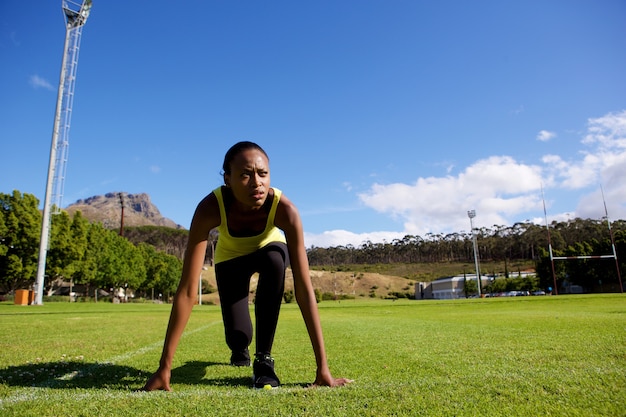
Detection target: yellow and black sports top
<box><xmin>213</xmin><ymin>186</ymin><xmax>286</xmax><ymax>264</ymax></box>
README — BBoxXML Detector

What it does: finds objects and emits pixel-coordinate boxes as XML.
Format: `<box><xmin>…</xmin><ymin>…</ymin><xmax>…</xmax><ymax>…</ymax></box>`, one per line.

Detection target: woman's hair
<box><xmin>222</xmin><ymin>141</ymin><xmax>269</xmax><ymax>175</ymax></box>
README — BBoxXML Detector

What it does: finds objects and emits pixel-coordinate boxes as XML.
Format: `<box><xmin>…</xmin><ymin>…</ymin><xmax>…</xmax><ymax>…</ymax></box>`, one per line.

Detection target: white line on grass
<box><xmin>1</xmin><ymin>384</ymin><xmax>303</xmax><ymax>411</ymax></box>
<box><xmin>0</xmin><ymin>320</ymin><xmax>222</xmax><ymax>410</ymax></box>
<box><xmin>53</xmin><ymin>320</ymin><xmax>222</xmax><ymax>386</ymax></box>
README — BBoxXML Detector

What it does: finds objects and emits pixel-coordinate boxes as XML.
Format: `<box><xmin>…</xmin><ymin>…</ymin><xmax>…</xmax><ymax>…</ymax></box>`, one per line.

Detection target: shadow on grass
<box><xmin>0</xmin><ymin>360</ymin><xmax>308</xmax><ymax>390</ymax></box>
<box><xmin>170</xmin><ymin>361</ymin><xmax>309</xmax><ymax>389</ymax></box>
<box><xmin>0</xmin><ymin>360</ymin><xmax>148</xmax><ymax>389</ymax></box>
<box><xmin>171</xmin><ymin>360</ymin><xmax>251</xmax><ymax>387</ymax></box>
<box><xmin>0</xmin><ymin>360</ymin><xmax>311</xmax><ymax>391</ymax></box>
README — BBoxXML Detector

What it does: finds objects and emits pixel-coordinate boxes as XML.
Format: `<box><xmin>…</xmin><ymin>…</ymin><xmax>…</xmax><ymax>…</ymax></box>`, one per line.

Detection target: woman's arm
<box><xmin>142</xmin><ymin>193</ymin><xmax>220</xmax><ymax>391</ymax></box>
<box><xmin>275</xmin><ymin>195</ymin><xmax>352</xmax><ymax>387</ymax></box>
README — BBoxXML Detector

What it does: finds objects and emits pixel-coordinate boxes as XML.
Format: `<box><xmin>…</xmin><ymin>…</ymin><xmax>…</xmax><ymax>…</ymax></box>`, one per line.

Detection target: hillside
<box><xmin>65</xmin><ymin>192</ymin><xmax>184</xmax><ymax>229</ymax></box>
<box><xmin>199</xmin><ymin>267</ymin><xmax>416</xmax><ymax>304</ymax></box>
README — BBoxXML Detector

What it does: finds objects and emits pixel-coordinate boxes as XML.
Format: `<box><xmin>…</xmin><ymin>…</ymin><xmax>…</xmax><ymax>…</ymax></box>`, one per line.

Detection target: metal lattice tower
<box><xmin>34</xmin><ymin>0</ymin><xmax>92</xmax><ymax>305</ymax></box>
<box><xmin>52</xmin><ymin>1</ymin><xmax>92</xmax><ymax>212</ymax></box>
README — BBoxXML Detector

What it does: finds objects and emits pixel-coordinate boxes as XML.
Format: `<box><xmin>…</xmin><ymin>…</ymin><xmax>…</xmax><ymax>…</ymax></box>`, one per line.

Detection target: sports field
<box><xmin>1</xmin><ymin>294</ymin><xmax>624</xmax><ymax>416</ymax></box>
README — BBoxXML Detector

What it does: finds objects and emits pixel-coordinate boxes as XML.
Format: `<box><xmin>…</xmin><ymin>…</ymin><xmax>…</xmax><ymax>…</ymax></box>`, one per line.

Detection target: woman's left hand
<box><xmin>310</xmin><ymin>368</ymin><xmax>354</xmax><ymax>387</ymax></box>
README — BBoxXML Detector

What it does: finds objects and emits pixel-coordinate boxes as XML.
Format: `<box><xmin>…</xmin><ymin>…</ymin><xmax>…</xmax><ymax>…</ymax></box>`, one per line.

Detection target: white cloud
<box><xmin>29</xmin><ymin>74</ymin><xmax>54</xmax><ymax>91</ymax></box>
<box><xmin>306</xmin><ymin>110</ymin><xmax>626</xmax><ymax>247</ymax></box>
<box><xmin>357</xmin><ymin>156</ymin><xmax>545</xmax><ymax>235</ymax></box>
<box><xmin>541</xmin><ymin>153</ymin><xmax>599</xmax><ymax>189</ymax></box>
<box><xmin>576</xmin><ymin>110</ymin><xmax>626</xmax><ymax>219</ymax></box>
<box><xmin>537</xmin><ymin>130</ymin><xmax>556</xmax><ymax>142</ymax></box>
<box><xmin>583</xmin><ymin>110</ymin><xmax>626</xmax><ymax>149</ymax></box>
<box><xmin>543</xmin><ymin>110</ymin><xmax>626</xmax><ymax>195</ymax></box>
<box><xmin>305</xmin><ymin>229</ymin><xmax>406</xmax><ymax>248</ymax></box>
<box><xmin>150</xmin><ymin>165</ymin><xmax>161</xmax><ymax>174</ymax></box>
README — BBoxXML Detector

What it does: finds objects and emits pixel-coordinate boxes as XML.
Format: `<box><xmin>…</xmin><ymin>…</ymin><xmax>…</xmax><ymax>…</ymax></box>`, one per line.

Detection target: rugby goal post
<box><xmin>543</xmin><ymin>186</ymin><xmax>623</xmax><ymax>295</ymax></box>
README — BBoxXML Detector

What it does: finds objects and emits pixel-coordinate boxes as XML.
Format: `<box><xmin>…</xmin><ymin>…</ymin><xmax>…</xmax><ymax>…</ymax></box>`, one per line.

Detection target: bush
<box><xmin>201</xmin><ymin>279</ymin><xmax>216</xmax><ymax>294</ymax></box>
<box><xmin>43</xmin><ymin>295</ymin><xmax>71</xmax><ymax>303</ymax></box>
<box><xmin>388</xmin><ymin>291</ymin><xmax>414</xmax><ymax>299</ymax></box>
<box><xmin>322</xmin><ymin>292</ymin><xmax>335</xmax><ymax>301</ymax></box>
<box><xmin>283</xmin><ymin>290</ymin><xmax>295</xmax><ymax>303</ymax></box>
<box><xmin>320</xmin><ymin>292</ymin><xmax>354</xmax><ymax>301</ymax></box>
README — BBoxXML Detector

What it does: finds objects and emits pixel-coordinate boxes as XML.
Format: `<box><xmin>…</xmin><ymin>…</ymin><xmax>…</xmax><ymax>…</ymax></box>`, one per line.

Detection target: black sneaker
<box><xmin>252</xmin><ymin>354</ymin><xmax>280</xmax><ymax>388</ymax></box>
<box><xmin>230</xmin><ymin>349</ymin><xmax>251</xmax><ymax>367</ymax></box>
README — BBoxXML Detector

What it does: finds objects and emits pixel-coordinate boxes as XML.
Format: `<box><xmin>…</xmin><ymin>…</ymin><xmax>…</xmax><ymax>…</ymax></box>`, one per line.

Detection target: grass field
<box><xmin>1</xmin><ymin>295</ymin><xmax>624</xmax><ymax>416</ymax></box>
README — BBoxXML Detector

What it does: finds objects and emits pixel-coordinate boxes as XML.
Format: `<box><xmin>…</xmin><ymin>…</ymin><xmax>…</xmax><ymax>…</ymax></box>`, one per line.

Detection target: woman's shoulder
<box><xmin>192</xmin><ymin>191</ymin><xmax>221</xmax><ymax>228</ymax></box>
<box><xmin>274</xmin><ymin>188</ymin><xmax>292</xmax><ymax>207</ymax></box>
<box><xmin>200</xmin><ymin>189</ymin><xmax>220</xmax><ymax>206</ymax></box>
<box><xmin>275</xmin><ymin>191</ymin><xmax>301</xmax><ymax>227</ymax></box>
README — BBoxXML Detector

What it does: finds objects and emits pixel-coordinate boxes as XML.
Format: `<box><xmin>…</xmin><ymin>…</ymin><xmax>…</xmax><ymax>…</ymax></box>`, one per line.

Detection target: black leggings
<box><xmin>215</xmin><ymin>242</ymin><xmax>288</xmax><ymax>356</ymax></box>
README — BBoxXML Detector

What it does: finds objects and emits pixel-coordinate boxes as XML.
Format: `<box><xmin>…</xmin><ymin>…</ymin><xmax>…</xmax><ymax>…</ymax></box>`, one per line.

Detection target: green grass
<box><xmin>1</xmin><ymin>295</ymin><xmax>624</xmax><ymax>416</ymax></box>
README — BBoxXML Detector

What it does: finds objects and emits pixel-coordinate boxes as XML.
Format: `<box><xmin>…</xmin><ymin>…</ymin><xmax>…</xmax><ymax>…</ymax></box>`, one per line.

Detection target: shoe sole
<box><xmin>253</xmin><ymin>384</ymin><xmax>279</xmax><ymax>390</ymax></box>
<box><xmin>251</xmin><ymin>375</ymin><xmax>280</xmax><ymax>389</ymax></box>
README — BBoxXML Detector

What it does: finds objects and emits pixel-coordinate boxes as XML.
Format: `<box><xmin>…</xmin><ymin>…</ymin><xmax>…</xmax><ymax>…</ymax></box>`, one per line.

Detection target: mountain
<box><xmin>65</xmin><ymin>192</ymin><xmax>184</xmax><ymax>229</ymax></box>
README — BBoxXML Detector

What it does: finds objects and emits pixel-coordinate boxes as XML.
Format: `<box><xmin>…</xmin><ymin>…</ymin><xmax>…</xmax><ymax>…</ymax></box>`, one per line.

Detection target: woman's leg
<box><xmin>253</xmin><ymin>243</ymin><xmax>289</xmax><ymax>356</ymax></box>
<box><xmin>215</xmin><ymin>242</ymin><xmax>288</xmax><ymax>368</ymax></box>
<box><xmin>215</xmin><ymin>259</ymin><xmax>254</xmax><ymax>361</ymax></box>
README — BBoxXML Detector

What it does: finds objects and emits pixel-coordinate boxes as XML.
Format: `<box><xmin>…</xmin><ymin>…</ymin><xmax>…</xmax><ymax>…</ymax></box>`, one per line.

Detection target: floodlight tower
<box><xmin>468</xmin><ymin>210</ymin><xmax>482</xmax><ymax>297</ymax></box>
<box><xmin>34</xmin><ymin>0</ymin><xmax>92</xmax><ymax>305</ymax></box>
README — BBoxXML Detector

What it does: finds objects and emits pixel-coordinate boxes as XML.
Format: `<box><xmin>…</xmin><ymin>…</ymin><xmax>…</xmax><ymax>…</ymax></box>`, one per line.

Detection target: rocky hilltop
<box><xmin>65</xmin><ymin>192</ymin><xmax>183</xmax><ymax>229</ymax></box>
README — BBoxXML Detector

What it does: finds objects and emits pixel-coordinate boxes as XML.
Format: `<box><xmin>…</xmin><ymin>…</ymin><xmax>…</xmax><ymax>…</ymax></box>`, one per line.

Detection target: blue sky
<box><xmin>2</xmin><ymin>0</ymin><xmax>625</xmax><ymax>248</ymax></box>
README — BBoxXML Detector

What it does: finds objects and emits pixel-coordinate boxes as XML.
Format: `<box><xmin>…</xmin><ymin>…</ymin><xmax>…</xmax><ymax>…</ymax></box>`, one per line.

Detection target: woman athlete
<box><xmin>143</xmin><ymin>141</ymin><xmax>351</xmax><ymax>390</ymax></box>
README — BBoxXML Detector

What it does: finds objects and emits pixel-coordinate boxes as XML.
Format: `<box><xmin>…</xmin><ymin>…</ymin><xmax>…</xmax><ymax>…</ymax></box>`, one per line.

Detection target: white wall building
<box><xmin>416</xmin><ymin>272</ymin><xmax>536</xmax><ymax>300</ymax></box>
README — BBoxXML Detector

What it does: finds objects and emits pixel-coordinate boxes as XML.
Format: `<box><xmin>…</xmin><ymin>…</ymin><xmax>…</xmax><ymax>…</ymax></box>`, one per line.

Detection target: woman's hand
<box><xmin>310</xmin><ymin>376</ymin><xmax>354</xmax><ymax>387</ymax></box>
<box><xmin>310</xmin><ymin>368</ymin><xmax>354</xmax><ymax>387</ymax></box>
<box><xmin>141</xmin><ymin>367</ymin><xmax>172</xmax><ymax>391</ymax></box>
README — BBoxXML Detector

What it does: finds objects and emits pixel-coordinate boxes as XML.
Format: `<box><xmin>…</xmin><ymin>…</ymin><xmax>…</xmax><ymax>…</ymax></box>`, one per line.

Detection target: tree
<box><xmin>47</xmin><ymin>211</ymin><xmax>79</xmax><ymax>282</ymax></box>
<box><xmin>99</xmin><ymin>231</ymin><xmax>146</xmax><ymax>291</ymax></box>
<box><xmin>137</xmin><ymin>243</ymin><xmax>181</xmax><ymax>298</ymax></box>
<box><xmin>68</xmin><ymin>212</ymin><xmax>90</xmax><ymax>278</ymax></box>
<box><xmin>122</xmin><ymin>226</ymin><xmax>189</xmax><ymax>259</ymax></box>
<box><xmin>0</xmin><ymin>191</ymin><xmax>42</xmax><ymax>292</ymax></box>
<box><xmin>72</xmin><ymin>222</ymin><xmax>108</xmax><ymax>291</ymax></box>
<box><xmin>463</xmin><ymin>277</ymin><xmax>477</xmax><ymax>297</ymax></box>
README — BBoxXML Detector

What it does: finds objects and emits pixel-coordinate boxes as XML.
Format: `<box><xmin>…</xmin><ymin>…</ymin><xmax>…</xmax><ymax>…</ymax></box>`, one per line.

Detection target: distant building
<box><xmin>415</xmin><ymin>272</ymin><xmax>536</xmax><ymax>300</ymax></box>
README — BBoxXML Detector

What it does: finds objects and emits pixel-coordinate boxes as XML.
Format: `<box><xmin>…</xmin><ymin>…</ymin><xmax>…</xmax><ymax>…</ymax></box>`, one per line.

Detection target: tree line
<box><xmin>306</xmin><ymin>219</ymin><xmax>625</xmax><ymax>293</ymax></box>
<box><xmin>0</xmin><ymin>191</ymin><xmax>182</xmax><ymax>298</ymax></box>
<box><xmin>2</xmin><ymin>190</ymin><xmax>624</xmax><ymax>298</ymax></box>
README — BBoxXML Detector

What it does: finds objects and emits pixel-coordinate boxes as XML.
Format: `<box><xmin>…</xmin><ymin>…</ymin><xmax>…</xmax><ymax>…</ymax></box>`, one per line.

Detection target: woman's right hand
<box><xmin>142</xmin><ymin>367</ymin><xmax>172</xmax><ymax>391</ymax></box>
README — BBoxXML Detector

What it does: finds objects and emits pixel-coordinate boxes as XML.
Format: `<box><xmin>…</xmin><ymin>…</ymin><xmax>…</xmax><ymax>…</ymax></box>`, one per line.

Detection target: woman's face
<box><xmin>224</xmin><ymin>148</ymin><xmax>271</xmax><ymax>210</ymax></box>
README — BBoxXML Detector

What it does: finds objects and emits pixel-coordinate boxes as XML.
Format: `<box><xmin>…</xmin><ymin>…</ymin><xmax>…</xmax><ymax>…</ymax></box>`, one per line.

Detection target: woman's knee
<box><xmin>260</xmin><ymin>243</ymin><xmax>289</xmax><ymax>271</ymax></box>
<box><xmin>226</xmin><ymin>329</ymin><xmax>252</xmax><ymax>351</ymax></box>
